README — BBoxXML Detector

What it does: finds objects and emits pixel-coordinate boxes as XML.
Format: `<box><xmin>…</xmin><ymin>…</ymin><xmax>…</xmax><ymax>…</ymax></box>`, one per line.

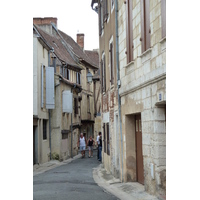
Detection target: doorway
<box><xmin>135</xmin><ymin>114</ymin><xmax>144</xmax><ymax>184</ymax></box>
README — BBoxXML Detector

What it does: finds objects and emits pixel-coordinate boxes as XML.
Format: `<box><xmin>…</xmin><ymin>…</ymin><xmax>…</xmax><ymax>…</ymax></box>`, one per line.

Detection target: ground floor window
<box><xmin>43</xmin><ymin>119</ymin><xmax>47</xmax><ymax>140</ymax></box>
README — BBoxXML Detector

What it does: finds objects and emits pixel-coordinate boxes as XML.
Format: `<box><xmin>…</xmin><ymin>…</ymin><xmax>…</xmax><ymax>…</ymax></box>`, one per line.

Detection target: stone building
<box><xmin>33</xmin><ymin>17</ymin><xmax>100</xmax><ymax>163</ymax></box>
<box><xmin>91</xmin><ymin>0</ymin><xmax>166</xmax><ymax>199</ymax></box>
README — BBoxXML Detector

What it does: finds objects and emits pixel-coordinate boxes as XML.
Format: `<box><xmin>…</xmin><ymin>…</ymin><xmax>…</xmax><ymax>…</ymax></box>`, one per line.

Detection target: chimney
<box><xmin>77</xmin><ymin>33</ymin><xmax>84</xmax><ymax>50</ymax></box>
<box><xmin>33</xmin><ymin>17</ymin><xmax>57</xmax><ymax>27</ymax></box>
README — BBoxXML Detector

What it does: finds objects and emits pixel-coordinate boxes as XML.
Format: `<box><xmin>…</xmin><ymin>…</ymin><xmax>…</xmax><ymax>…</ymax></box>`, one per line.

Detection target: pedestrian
<box><xmin>96</xmin><ymin>132</ymin><xmax>101</xmax><ymax>160</ymax></box>
<box><xmin>98</xmin><ymin>135</ymin><xmax>102</xmax><ymax>162</ymax></box>
<box><xmin>87</xmin><ymin>136</ymin><xmax>95</xmax><ymax>158</ymax></box>
<box><xmin>77</xmin><ymin>133</ymin><xmax>87</xmax><ymax>158</ymax></box>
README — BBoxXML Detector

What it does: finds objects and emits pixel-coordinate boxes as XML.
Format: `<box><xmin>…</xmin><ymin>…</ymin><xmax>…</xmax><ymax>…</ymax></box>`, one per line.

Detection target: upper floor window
<box><xmin>76</xmin><ymin>72</ymin><xmax>81</xmax><ymax>85</ymax></box>
<box><xmin>111</xmin><ymin>0</ymin><xmax>114</xmax><ymax>13</ymax></box>
<box><xmin>64</xmin><ymin>68</ymin><xmax>70</xmax><ymax>80</ymax></box>
<box><xmin>109</xmin><ymin>39</ymin><xmax>114</xmax><ymax>85</ymax></box>
<box><xmin>140</xmin><ymin>0</ymin><xmax>151</xmax><ymax>53</ymax></box>
<box><xmin>99</xmin><ymin>0</ymin><xmax>108</xmax><ymax>36</ymax></box>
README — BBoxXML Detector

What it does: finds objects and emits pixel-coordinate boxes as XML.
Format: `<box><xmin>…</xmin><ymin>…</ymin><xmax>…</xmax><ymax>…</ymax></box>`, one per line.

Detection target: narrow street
<box><xmin>33</xmin><ymin>151</ymin><xmax>119</xmax><ymax>200</ymax></box>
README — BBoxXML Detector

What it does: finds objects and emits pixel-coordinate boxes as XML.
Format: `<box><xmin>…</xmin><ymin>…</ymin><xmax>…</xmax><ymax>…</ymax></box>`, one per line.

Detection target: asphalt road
<box><xmin>33</xmin><ymin>151</ymin><xmax>119</xmax><ymax>200</ymax></box>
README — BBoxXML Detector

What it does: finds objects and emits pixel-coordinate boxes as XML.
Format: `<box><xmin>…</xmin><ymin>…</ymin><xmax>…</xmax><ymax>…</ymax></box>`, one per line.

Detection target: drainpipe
<box><xmin>48</xmin><ymin>50</ymin><xmax>52</xmax><ymax>160</ymax></box>
<box><xmin>71</xmin><ymin>84</ymin><xmax>77</xmax><ymax>158</ymax></box>
<box><xmin>115</xmin><ymin>0</ymin><xmax>124</xmax><ymax>182</ymax></box>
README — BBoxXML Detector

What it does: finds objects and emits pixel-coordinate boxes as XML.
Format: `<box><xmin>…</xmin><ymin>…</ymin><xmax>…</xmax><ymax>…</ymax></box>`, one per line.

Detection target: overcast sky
<box><xmin>33</xmin><ymin>0</ymin><xmax>99</xmax><ymax>51</ymax></box>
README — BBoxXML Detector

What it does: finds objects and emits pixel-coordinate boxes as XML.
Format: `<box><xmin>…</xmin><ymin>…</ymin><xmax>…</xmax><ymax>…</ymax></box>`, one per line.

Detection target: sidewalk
<box><xmin>93</xmin><ymin>164</ymin><xmax>162</xmax><ymax>200</ymax></box>
<box><xmin>33</xmin><ymin>154</ymin><xmax>162</xmax><ymax>200</ymax></box>
<box><xmin>33</xmin><ymin>154</ymin><xmax>82</xmax><ymax>176</ymax></box>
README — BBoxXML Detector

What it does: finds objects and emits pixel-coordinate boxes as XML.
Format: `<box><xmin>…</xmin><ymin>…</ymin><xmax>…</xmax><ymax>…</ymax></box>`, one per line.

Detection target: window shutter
<box><xmin>41</xmin><ymin>65</ymin><xmax>44</xmax><ymax>108</ymax></box>
<box><xmin>103</xmin><ymin>55</ymin><xmax>106</xmax><ymax>92</ymax></box>
<box><xmin>101</xmin><ymin>60</ymin><xmax>103</xmax><ymax>93</ymax></box>
<box><xmin>110</xmin><ymin>43</ymin><xmax>114</xmax><ymax>85</ymax></box>
<box><xmin>140</xmin><ymin>0</ymin><xmax>145</xmax><ymax>53</ymax></box>
<box><xmin>145</xmin><ymin>0</ymin><xmax>150</xmax><ymax>50</ymax></box>
<box><xmin>140</xmin><ymin>0</ymin><xmax>150</xmax><ymax>53</ymax></box>
<box><xmin>107</xmin><ymin>123</ymin><xmax>110</xmax><ymax>155</ymax></box>
<box><xmin>161</xmin><ymin>0</ymin><xmax>166</xmax><ymax>38</ymax></box>
<box><xmin>103</xmin><ymin>0</ymin><xmax>108</xmax><ymax>22</ymax></box>
<box><xmin>126</xmin><ymin>0</ymin><xmax>133</xmax><ymax>63</ymax></box>
<box><xmin>62</xmin><ymin>90</ymin><xmax>72</xmax><ymax>113</ymax></box>
<box><xmin>103</xmin><ymin>123</ymin><xmax>106</xmax><ymax>153</ymax></box>
<box><xmin>46</xmin><ymin>67</ymin><xmax>55</xmax><ymax>109</ymax></box>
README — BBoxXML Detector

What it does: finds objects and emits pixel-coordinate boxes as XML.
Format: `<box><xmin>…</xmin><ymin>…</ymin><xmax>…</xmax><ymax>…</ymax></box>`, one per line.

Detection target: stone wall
<box><xmin>118</xmin><ymin>0</ymin><xmax>166</xmax><ymax>198</ymax></box>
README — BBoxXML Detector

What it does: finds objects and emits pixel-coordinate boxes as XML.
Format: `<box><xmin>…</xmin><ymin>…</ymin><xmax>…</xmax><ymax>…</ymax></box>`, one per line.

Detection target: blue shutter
<box><xmin>46</xmin><ymin>67</ymin><xmax>55</xmax><ymax>109</ymax></box>
<box><xmin>62</xmin><ymin>90</ymin><xmax>72</xmax><ymax>113</ymax></box>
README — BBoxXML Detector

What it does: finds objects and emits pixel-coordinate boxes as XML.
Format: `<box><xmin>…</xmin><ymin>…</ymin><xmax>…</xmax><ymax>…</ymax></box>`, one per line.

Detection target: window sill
<box><xmin>138</xmin><ymin>48</ymin><xmax>152</xmax><ymax>64</ymax></box>
<box><xmin>159</xmin><ymin>37</ymin><xmax>166</xmax><ymax>44</ymax></box>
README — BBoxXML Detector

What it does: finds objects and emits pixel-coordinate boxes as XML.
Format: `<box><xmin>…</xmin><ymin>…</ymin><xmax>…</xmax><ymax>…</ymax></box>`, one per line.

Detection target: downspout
<box><xmin>71</xmin><ymin>84</ymin><xmax>77</xmax><ymax>158</ymax></box>
<box><xmin>48</xmin><ymin>50</ymin><xmax>52</xmax><ymax>160</ymax></box>
<box><xmin>115</xmin><ymin>0</ymin><xmax>124</xmax><ymax>182</ymax></box>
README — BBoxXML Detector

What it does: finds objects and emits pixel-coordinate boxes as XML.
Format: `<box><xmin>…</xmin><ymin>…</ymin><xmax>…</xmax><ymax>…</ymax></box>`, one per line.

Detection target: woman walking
<box><xmin>87</xmin><ymin>136</ymin><xmax>95</xmax><ymax>158</ymax></box>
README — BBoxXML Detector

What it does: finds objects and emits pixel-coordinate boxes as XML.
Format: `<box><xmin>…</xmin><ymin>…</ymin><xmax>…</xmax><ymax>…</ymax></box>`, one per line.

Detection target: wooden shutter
<box><xmin>110</xmin><ymin>42</ymin><xmax>114</xmax><ymax>85</ymax></box>
<box><xmin>103</xmin><ymin>0</ymin><xmax>108</xmax><ymax>22</ymax></box>
<box><xmin>126</xmin><ymin>0</ymin><xmax>133</xmax><ymax>63</ymax></box>
<box><xmin>101</xmin><ymin>60</ymin><xmax>103</xmax><ymax>93</ymax></box>
<box><xmin>140</xmin><ymin>0</ymin><xmax>150</xmax><ymax>53</ymax></box>
<box><xmin>161</xmin><ymin>0</ymin><xmax>166</xmax><ymax>38</ymax></box>
<box><xmin>62</xmin><ymin>90</ymin><xmax>72</xmax><ymax>113</ymax></box>
<box><xmin>145</xmin><ymin>0</ymin><xmax>150</xmax><ymax>50</ymax></box>
<box><xmin>103</xmin><ymin>123</ymin><xmax>106</xmax><ymax>153</ymax></box>
<box><xmin>140</xmin><ymin>0</ymin><xmax>145</xmax><ymax>53</ymax></box>
<box><xmin>46</xmin><ymin>66</ymin><xmax>55</xmax><ymax>109</ymax></box>
<box><xmin>107</xmin><ymin>123</ymin><xmax>110</xmax><ymax>155</ymax></box>
<box><xmin>103</xmin><ymin>55</ymin><xmax>106</xmax><ymax>92</ymax></box>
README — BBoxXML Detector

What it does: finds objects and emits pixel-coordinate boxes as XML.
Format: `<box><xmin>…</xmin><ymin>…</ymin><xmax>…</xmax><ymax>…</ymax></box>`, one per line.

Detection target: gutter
<box><xmin>115</xmin><ymin>0</ymin><xmax>124</xmax><ymax>182</ymax></box>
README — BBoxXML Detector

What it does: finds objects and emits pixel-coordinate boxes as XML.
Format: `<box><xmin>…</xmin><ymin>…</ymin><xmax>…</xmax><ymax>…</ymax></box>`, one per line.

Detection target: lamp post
<box><xmin>86</xmin><ymin>69</ymin><xmax>93</xmax><ymax>84</ymax></box>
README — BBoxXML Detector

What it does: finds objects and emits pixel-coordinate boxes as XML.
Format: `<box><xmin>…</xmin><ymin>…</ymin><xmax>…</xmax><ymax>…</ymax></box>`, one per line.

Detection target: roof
<box><xmin>34</xmin><ymin>23</ymin><xmax>98</xmax><ymax>71</ymax></box>
<box><xmin>59</xmin><ymin>29</ymin><xmax>98</xmax><ymax>69</ymax></box>
<box><xmin>85</xmin><ymin>50</ymin><xmax>99</xmax><ymax>68</ymax></box>
<box><xmin>34</xmin><ymin>25</ymin><xmax>81</xmax><ymax>70</ymax></box>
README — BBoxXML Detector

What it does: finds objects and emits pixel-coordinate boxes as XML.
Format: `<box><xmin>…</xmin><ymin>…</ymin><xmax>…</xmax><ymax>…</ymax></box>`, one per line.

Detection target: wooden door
<box><xmin>136</xmin><ymin>114</ymin><xmax>144</xmax><ymax>184</ymax></box>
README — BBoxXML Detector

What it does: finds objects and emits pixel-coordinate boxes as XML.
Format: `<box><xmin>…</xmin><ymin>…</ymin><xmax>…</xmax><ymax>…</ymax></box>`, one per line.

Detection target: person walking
<box><xmin>77</xmin><ymin>133</ymin><xmax>87</xmax><ymax>158</ymax></box>
<box><xmin>98</xmin><ymin>135</ymin><xmax>102</xmax><ymax>162</ymax></box>
<box><xmin>87</xmin><ymin>136</ymin><xmax>95</xmax><ymax>158</ymax></box>
<box><xmin>96</xmin><ymin>132</ymin><xmax>101</xmax><ymax>160</ymax></box>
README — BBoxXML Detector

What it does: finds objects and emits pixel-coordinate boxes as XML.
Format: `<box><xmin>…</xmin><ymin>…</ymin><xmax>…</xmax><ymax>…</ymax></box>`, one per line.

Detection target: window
<box><xmin>109</xmin><ymin>41</ymin><xmax>114</xmax><ymax>85</ymax></box>
<box><xmin>87</xmin><ymin>96</ymin><xmax>90</xmax><ymax>113</ymax></box>
<box><xmin>99</xmin><ymin>0</ymin><xmax>108</xmax><ymax>35</ymax></box>
<box><xmin>101</xmin><ymin>53</ymin><xmax>106</xmax><ymax>93</ymax></box>
<box><xmin>126</xmin><ymin>0</ymin><xmax>133</xmax><ymax>63</ymax></box>
<box><xmin>43</xmin><ymin>119</ymin><xmax>47</xmax><ymax>140</ymax></box>
<box><xmin>103</xmin><ymin>123</ymin><xmax>110</xmax><ymax>155</ymax></box>
<box><xmin>103</xmin><ymin>0</ymin><xmax>108</xmax><ymax>22</ymax></box>
<box><xmin>74</xmin><ymin>98</ymin><xmax>78</xmax><ymax>115</ymax></box>
<box><xmin>140</xmin><ymin>0</ymin><xmax>150</xmax><ymax>53</ymax></box>
<box><xmin>161</xmin><ymin>0</ymin><xmax>166</xmax><ymax>38</ymax></box>
<box><xmin>64</xmin><ymin>68</ymin><xmax>70</xmax><ymax>80</ymax></box>
<box><xmin>111</xmin><ymin>0</ymin><xmax>114</xmax><ymax>13</ymax></box>
<box><xmin>76</xmin><ymin>72</ymin><xmax>81</xmax><ymax>84</ymax></box>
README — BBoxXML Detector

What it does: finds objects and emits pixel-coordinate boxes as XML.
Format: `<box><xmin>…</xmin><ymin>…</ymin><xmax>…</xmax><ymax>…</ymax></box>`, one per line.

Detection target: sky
<box><xmin>33</xmin><ymin>0</ymin><xmax>99</xmax><ymax>51</ymax></box>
